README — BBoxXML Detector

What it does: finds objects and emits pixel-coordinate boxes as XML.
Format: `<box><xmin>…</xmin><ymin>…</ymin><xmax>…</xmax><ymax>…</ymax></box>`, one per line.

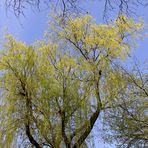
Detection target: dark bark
<box><xmin>25</xmin><ymin>92</ymin><xmax>41</xmax><ymax>148</ymax></box>
<box><xmin>25</xmin><ymin>124</ymin><xmax>41</xmax><ymax>148</ymax></box>
<box><xmin>72</xmin><ymin>106</ymin><xmax>101</xmax><ymax>148</ymax></box>
<box><xmin>19</xmin><ymin>79</ymin><xmax>41</xmax><ymax>148</ymax></box>
<box><xmin>72</xmin><ymin>74</ymin><xmax>102</xmax><ymax>148</ymax></box>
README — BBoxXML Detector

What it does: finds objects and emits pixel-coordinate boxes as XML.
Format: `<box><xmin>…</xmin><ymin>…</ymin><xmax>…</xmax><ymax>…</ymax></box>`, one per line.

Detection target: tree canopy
<box><xmin>0</xmin><ymin>14</ymin><xmax>146</xmax><ymax>148</ymax></box>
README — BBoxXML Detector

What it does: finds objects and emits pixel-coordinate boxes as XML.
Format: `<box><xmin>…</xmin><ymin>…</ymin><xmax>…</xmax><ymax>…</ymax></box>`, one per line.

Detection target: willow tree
<box><xmin>0</xmin><ymin>15</ymin><xmax>142</xmax><ymax>147</ymax></box>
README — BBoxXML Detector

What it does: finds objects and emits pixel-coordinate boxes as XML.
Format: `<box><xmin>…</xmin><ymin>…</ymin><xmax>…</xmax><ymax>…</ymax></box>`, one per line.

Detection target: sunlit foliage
<box><xmin>0</xmin><ymin>15</ymin><xmax>143</xmax><ymax>147</ymax></box>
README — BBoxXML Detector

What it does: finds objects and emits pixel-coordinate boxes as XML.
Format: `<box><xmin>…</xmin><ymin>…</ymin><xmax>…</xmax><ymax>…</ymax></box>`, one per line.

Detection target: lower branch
<box><xmin>72</xmin><ymin>74</ymin><xmax>102</xmax><ymax>148</ymax></box>
<box><xmin>25</xmin><ymin>124</ymin><xmax>41</xmax><ymax>148</ymax></box>
<box><xmin>72</xmin><ymin>105</ymin><xmax>101</xmax><ymax>148</ymax></box>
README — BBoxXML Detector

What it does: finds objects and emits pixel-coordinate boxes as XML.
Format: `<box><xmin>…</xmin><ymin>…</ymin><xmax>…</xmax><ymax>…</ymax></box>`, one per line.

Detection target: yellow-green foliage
<box><xmin>0</xmin><ymin>15</ymin><xmax>143</xmax><ymax>147</ymax></box>
<box><xmin>59</xmin><ymin>15</ymin><xmax>142</xmax><ymax>60</ymax></box>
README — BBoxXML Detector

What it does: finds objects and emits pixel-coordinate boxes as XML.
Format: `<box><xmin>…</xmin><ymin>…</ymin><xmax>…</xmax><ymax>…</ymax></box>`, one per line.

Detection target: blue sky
<box><xmin>0</xmin><ymin>0</ymin><xmax>147</xmax><ymax>147</ymax></box>
<box><xmin>0</xmin><ymin>0</ymin><xmax>147</xmax><ymax>60</ymax></box>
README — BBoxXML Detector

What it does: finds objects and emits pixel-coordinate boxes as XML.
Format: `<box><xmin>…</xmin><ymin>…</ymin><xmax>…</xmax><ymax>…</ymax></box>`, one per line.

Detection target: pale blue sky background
<box><xmin>0</xmin><ymin>0</ymin><xmax>147</xmax><ymax>147</ymax></box>
<box><xmin>0</xmin><ymin>0</ymin><xmax>147</xmax><ymax>60</ymax></box>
